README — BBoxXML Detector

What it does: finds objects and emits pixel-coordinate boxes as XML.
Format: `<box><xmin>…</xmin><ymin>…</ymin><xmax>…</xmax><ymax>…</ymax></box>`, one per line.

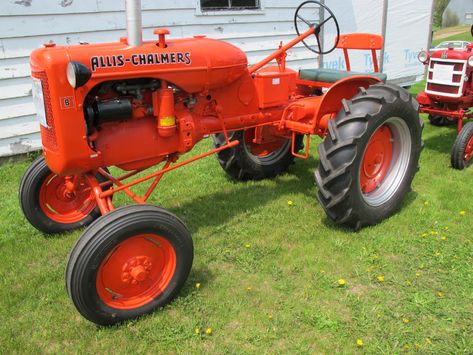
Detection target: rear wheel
<box><xmin>451</xmin><ymin>122</ymin><xmax>473</xmax><ymax>170</ymax></box>
<box><xmin>213</xmin><ymin>128</ymin><xmax>303</xmax><ymax>180</ymax></box>
<box><xmin>19</xmin><ymin>155</ymin><xmax>109</xmax><ymax>234</ymax></box>
<box><xmin>428</xmin><ymin>114</ymin><xmax>455</xmax><ymax>127</ymax></box>
<box><xmin>315</xmin><ymin>83</ymin><xmax>423</xmax><ymax>229</ymax></box>
<box><xmin>66</xmin><ymin>205</ymin><xmax>193</xmax><ymax>326</ymax></box>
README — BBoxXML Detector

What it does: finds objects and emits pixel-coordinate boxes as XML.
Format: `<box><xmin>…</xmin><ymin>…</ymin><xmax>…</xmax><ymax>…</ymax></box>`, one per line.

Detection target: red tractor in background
<box><xmin>19</xmin><ymin>0</ymin><xmax>422</xmax><ymax>325</ymax></box>
<box><xmin>417</xmin><ymin>25</ymin><xmax>473</xmax><ymax>169</ymax></box>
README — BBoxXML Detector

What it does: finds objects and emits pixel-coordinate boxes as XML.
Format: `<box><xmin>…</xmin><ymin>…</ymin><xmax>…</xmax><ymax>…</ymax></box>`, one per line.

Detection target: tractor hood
<box><xmin>430</xmin><ymin>47</ymin><xmax>473</xmax><ymax>61</ymax></box>
<box><xmin>31</xmin><ymin>36</ymin><xmax>248</xmax><ymax>93</ymax></box>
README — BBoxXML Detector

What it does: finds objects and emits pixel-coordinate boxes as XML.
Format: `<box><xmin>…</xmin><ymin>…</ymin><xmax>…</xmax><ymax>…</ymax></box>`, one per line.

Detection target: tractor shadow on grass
<box><xmin>167</xmin><ymin>155</ymin><xmax>320</xmax><ymax>235</ymax></box>
<box><xmin>422</xmin><ymin>125</ymin><xmax>457</xmax><ymax>154</ymax></box>
<box><xmin>320</xmin><ymin>189</ymin><xmax>418</xmax><ymax>232</ymax></box>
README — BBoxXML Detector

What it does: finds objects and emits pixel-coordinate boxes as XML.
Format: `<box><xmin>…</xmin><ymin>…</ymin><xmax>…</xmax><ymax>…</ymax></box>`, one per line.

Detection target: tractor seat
<box><xmin>299</xmin><ymin>68</ymin><xmax>387</xmax><ymax>83</ymax></box>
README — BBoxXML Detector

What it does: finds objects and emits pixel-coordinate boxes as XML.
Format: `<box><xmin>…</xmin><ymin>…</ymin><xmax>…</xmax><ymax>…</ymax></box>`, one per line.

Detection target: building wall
<box><xmin>0</xmin><ymin>0</ymin><xmax>309</xmax><ymax>157</ymax></box>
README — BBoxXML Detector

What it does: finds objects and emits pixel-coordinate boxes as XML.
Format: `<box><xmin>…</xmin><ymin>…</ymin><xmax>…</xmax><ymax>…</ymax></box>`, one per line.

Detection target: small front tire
<box><xmin>428</xmin><ymin>114</ymin><xmax>455</xmax><ymax>127</ymax></box>
<box><xmin>66</xmin><ymin>205</ymin><xmax>193</xmax><ymax>326</ymax></box>
<box><xmin>451</xmin><ymin>122</ymin><xmax>473</xmax><ymax>170</ymax></box>
<box><xmin>19</xmin><ymin>155</ymin><xmax>109</xmax><ymax>234</ymax></box>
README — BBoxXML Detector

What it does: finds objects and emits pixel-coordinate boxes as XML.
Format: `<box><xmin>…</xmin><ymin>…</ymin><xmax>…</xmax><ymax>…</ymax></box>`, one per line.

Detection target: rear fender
<box><xmin>315</xmin><ymin>76</ymin><xmax>381</xmax><ymax>132</ymax></box>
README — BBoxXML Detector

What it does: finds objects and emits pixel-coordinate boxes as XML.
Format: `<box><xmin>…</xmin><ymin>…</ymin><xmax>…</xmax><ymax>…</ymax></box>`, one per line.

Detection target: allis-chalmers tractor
<box><xmin>20</xmin><ymin>0</ymin><xmax>422</xmax><ymax>325</ymax></box>
<box><xmin>417</xmin><ymin>25</ymin><xmax>473</xmax><ymax>169</ymax></box>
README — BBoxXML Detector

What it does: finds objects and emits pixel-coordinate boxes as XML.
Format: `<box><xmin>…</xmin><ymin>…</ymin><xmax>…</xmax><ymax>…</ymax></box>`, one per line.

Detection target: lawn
<box><xmin>1</xmin><ymin>30</ymin><xmax>473</xmax><ymax>354</ymax></box>
<box><xmin>1</xmin><ymin>110</ymin><xmax>473</xmax><ymax>353</ymax></box>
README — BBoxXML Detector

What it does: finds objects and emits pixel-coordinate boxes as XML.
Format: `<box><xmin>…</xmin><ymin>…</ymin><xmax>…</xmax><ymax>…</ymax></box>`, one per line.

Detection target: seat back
<box><xmin>336</xmin><ymin>33</ymin><xmax>383</xmax><ymax>72</ymax></box>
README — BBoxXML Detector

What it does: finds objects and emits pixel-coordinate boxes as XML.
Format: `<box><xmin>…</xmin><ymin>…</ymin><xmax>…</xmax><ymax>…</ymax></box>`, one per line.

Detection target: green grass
<box><xmin>1</xmin><ymin>111</ymin><xmax>473</xmax><ymax>353</ymax></box>
<box><xmin>432</xmin><ymin>25</ymin><xmax>472</xmax><ymax>46</ymax></box>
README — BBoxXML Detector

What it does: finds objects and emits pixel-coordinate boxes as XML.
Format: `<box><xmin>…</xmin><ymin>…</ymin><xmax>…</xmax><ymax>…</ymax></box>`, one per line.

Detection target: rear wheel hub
<box><xmin>360</xmin><ymin>125</ymin><xmax>393</xmax><ymax>193</ymax></box>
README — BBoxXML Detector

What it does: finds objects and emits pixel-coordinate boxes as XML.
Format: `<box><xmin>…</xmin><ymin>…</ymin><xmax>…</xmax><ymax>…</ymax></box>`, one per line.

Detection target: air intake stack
<box><xmin>125</xmin><ymin>0</ymin><xmax>142</xmax><ymax>47</ymax></box>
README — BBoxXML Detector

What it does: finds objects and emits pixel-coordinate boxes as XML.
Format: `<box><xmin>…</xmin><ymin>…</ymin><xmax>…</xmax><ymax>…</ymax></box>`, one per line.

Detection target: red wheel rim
<box><xmin>96</xmin><ymin>234</ymin><xmax>176</xmax><ymax>309</ymax></box>
<box><xmin>244</xmin><ymin>128</ymin><xmax>285</xmax><ymax>157</ymax></box>
<box><xmin>464</xmin><ymin>134</ymin><xmax>473</xmax><ymax>162</ymax></box>
<box><xmin>39</xmin><ymin>174</ymin><xmax>97</xmax><ymax>223</ymax></box>
<box><xmin>360</xmin><ymin>125</ymin><xmax>393</xmax><ymax>194</ymax></box>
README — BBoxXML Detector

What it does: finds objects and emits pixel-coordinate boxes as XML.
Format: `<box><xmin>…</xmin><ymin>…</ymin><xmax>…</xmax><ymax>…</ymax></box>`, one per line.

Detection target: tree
<box><xmin>433</xmin><ymin>0</ymin><xmax>450</xmax><ymax>28</ymax></box>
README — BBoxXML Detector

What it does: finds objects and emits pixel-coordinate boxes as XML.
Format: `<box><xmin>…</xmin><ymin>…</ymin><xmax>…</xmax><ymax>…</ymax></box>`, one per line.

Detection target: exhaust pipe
<box><xmin>125</xmin><ymin>0</ymin><xmax>142</xmax><ymax>47</ymax></box>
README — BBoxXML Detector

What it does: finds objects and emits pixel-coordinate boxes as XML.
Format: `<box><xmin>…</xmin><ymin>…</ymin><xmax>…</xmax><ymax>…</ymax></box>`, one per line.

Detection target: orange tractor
<box><xmin>20</xmin><ymin>1</ymin><xmax>422</xmax><ymax>325</ymax></box>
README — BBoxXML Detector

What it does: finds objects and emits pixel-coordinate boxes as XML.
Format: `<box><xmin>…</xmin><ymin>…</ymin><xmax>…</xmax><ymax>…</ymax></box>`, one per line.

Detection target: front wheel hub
<box><xmin>121</xmin><ymin>256</ymin><xmax>152</xmax><ymax>284</ymax></box>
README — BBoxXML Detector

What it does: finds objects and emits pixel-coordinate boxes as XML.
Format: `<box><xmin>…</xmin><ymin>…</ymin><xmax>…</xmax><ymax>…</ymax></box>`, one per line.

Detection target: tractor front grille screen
<box><xmin>425</xmin><ymin>58</ymin><xmax>466</xmax><ymax>98</ymax></box>
<box><xmin>32</xmin><ymin>71</ymin><xmax>58</xmax><ymax>151</ymax></box>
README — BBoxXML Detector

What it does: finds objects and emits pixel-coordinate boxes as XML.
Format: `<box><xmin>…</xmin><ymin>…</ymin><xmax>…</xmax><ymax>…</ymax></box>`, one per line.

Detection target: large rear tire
<box><xmin>66</xmin><ymin>205</ymin><xmax>193</xmax><ymax>326</ymax></box>
<box><xmin>315</xmin><ymin>83</ymin><xmax>423</xmax><ymax>229</ymax></box>
<box><xmin>213</xmin><ymin>128</ymin><xmax>303</xmax><ymax>180</ymax></box>
<box><xmin>451</xmin><ymin>122</ymin><xmax>473</xmax><ymax>170</ymax></box>
<box><xmin>19</xmin><ymin>155</ymin><xmax>109</xmax><ymax>234</ymax></box>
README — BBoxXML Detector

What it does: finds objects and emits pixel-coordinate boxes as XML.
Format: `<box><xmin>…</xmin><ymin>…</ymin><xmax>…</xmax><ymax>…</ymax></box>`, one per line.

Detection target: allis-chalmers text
<box><xmin>90</xmin><ymin>52</ymin><xmax>192</xmax><ymax>71</ymax></box>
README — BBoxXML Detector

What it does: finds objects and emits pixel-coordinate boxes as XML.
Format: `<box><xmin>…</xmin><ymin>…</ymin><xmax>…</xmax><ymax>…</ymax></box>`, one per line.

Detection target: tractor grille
<box><xmin>32</xmin><ymin>71</ymin><xmax>58</xmax><ymax>151</ymax></box>
<box><xmin>425</xmin><ymin>58</ymin><xmax>467</xmax><ymax>98</ymax></box>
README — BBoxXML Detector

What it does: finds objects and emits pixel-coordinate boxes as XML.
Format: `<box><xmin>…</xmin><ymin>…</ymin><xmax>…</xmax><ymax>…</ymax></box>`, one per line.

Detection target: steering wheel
<box><xmin>294</xmin><ymin>1</ymin><xmax>340</xmax><ymax>55</ymax></box>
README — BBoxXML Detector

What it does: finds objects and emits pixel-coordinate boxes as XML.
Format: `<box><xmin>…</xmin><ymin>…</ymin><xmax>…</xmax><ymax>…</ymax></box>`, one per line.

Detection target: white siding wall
<box><xmin>0</xmin><ymin>0</ymin><xmax>313</xmax><ymax>157</ymax></box>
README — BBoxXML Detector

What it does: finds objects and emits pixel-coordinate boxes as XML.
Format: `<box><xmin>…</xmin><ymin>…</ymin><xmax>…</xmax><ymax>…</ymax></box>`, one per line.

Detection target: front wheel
<box><xmin>66</xmin><ymin>205</ymin><xmax>193</xmax><ymax>326</ymax></box>
<box><xmin>213</xmin><ymin>128</ymin><xmax>303</xmax><ymax>181</ymax></box>
<box><xmin>428</xmin><ymin>114</ymin><xmax>455</xmax><ymax>127</ymax></box>
<box><xmin>19</xmin><ymin>155</ymin><xmax>109</xmax><ymax>234</ymax></box>
<box><xmin>451</xmin><ymin>122</ymin><xmax>473</xmax><ymax>170</ymax></box>
<box><xmin>315</xmin><ymin>83</ymin><xmax>423</xmax><ymax>229</ymax></box>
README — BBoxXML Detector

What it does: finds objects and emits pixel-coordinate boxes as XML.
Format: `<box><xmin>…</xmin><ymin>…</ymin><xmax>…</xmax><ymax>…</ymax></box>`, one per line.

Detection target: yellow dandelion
<box><xmin>460</xmin><ymin>210</ymin><xmax>466</xmax><ymax>216</ymax></box>
<box><xmin>403</xmin><ymin>345</ymin><xmax>411</xmax><ymax>350</ymax></box>
<box><xmin>430</xmin><ymin>231</ymin><xmax>438</xmax><ymax>236</ymax></box>
<box><xmin>338</xmin><ymin>279</ymin><xmax>346</xmax><ymax>286</ymax></box>
<box><xmin>195</xmin><ymin>328</ymin><xmax>200</xmax><ymax>335</ymax></box>
<box><xmin>320</xmin><ymin>270</ymin><xmax>325</xmax><ymax>273</ymax></box>
<box><xmin>287</xmin><ymin>200</ymin><xmax>294</xmax><ymax>206</ymax></box>
<box><xmin>356</xmin><ymin>339</ymin><xmax>364</xmax><ymax>347</ymax></box>
<box><xmin>205</xmin><ymin>327</ymin><xmax>212</xmax><ymax>335</ymax></box>
<box><xmin>415</xmin><ymin>272</ymin><xmax>421</xmax><ymax>277</ymax></box>
<box><xmin>425</xmin><ymin>338</ymin><xmax>432</xmax><ymax>345</ymax></box>
<box><xmin>421</xmin><ymin>233</ymin><xmax>428</xmax><ymax>238</ymax></box>
<box><xmin>424</xmin><ymin>201</ymin><xmax>429</xmax><ymax>206</ymax></box>
<box><xmin>268</xmin><ymin>314</ymin><xmax>273</xmax><ymax>319</ymax></box>
<box><xmin>435</xmin><ymin>252</ymin><xmax>441</xmax><ymax>257</ymax></box>
<box><xmin>415</xmin><ymin>343</ymin><xmax>422</xmax><ymax>350</ymax></box>
<box><xmin>444</xmin><ymin>226</ymin><xmax>449</xmax><ymax>231</ymax></box>
<box><xmin>405</xmin><ymin>281</ymin><xmax>412</xmax><ymax>286</ymax></box>
<box><xmin>376</xmin><ymin>275</ymin><xmax>385</xmax><ymax>282</ymax></box>
<box><xmin>376</xmin><ymin>313</ymin><xmax>382</xmax><ymax>319</ymax></box>
<box><xmin>403</xmin><ymin>318</ymin><xmax>410</xmax><ymax>324</ymax></box>
<box><xmin>195</xmin><ymin>282</ymin><xmax>201</xmax><ymax>289</ymax></box>
<box><xmin>440</xmin><ymin>236</ymin><xmax>446</xmax><ymax>241</ymax></box>
<box><xmin>245</xmin><ymin>243</ymin><xmax>251</xmax><ymax>248</ymax></box>
<box><xmin>437</xmin><ymin>291</ymin><xmax>445</xmax><ymax>298</ymax></box>
<box><xmin>246</xmin><ymin>286</ymin><xmax>252</xmax><ymax>291</ymax></box>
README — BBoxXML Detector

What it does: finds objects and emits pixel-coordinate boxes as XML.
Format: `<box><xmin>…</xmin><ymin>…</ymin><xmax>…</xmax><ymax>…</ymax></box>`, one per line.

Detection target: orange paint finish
<box><xmin>30</xmin><ymin>35</ymin><xmax>249</xmax><ymax>175</ymax></box>
<box><xmin>31</xmin><ymin>25</ymin><xmax>384</xmax><ymax>196</ymax></box>
<box><xmin>253</xmin><ymin>68</ymin><xmax>297</xmax><ymax>108</ymax></box>
<box><xmin>96</xmin><ymin>234</ymin><xmax>176</xmax><ymax>309</ymax></box>
<box><xmin>360</xmin><ymin>125</ymin><xmax>393</xmax><ymax>193</ymax></box>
